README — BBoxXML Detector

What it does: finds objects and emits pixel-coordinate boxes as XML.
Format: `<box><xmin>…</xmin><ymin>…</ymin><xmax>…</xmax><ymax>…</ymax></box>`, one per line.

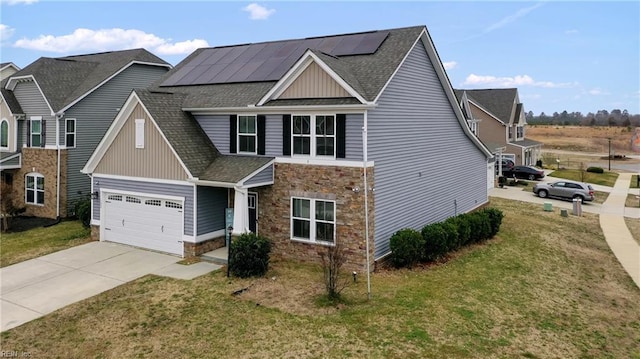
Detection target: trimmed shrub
<box><xmin>587</xmin><ymin>166</ymin><xmax>604</xmax><ymax>174</ymax></box>
<box><xmin>451</xmin><ymin>215</ymin><xmax>472</xmax><ymax>246</ymax></box>
<box><xmin>74</xmin><ymin>197</ymin><xmax>91</xmax><ymax>228</ymax></box>
<box><xmin>229</xmin><ymin>233</ymin><xmax>272</xmax><ymax>278</ymax></box>
<box><xmin>422</xmin><ymin>223</ymin><xmax>448</xmax><ymax>261</ymax></box>
<box><xmin>390</xmin><ymin>228</ymin><xmax>424</xmax><ymax>268</ymax></box>
<box><xmin>441</xmin><ymin>219</ymin><xmax>460</xmax><ymax>251</ymax></box>
<box><xmin>482</xmin><ymin>207</ymin><xmax>504</xmax><ymax>238</ymax></box>
<box><xmin>536</xmin><ymin>159</ymin><xmax>543</xmax><ymax>167</ymax></box>
<box><xmin>466</xmin><ymin>211</ymin><xmax>492</xmax><ymax>243</ymax></box>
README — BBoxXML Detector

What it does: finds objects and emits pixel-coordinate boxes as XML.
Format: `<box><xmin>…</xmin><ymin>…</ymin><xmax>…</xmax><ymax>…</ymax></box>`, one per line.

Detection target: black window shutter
<box><xmin>257</xmin><ymin>115</ymin><xmax>266</xmax><ymax>155</ymax></box>
<box><xmin>282</xmin><ymin>114</ymin><xmax>291</xmax><ymax>156</ymax></box>
<box><xmin>41</xmin><ymin>119</ymin><xmax>46</xmax><ymax>147</ymax></box>
<box><xmin>336</xmin><ymin>114</ymin><xmax>346</xmax><ymax>158</ymax></box>
<box><xmin>26</xmin><ymin>119</ymin><xmax>31</xmax><ymax>147</ymax></box>
<box><xmin>229</xmin><ymin>115</ymin><xmax>237</xmax><ymax>154</ymax></box>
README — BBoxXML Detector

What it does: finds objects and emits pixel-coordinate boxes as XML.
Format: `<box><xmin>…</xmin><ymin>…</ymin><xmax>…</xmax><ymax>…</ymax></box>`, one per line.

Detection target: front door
<box><xmin>248</xmin><ymin>192</ymin><xmax>257</xmax><ymax>233</ymax></box>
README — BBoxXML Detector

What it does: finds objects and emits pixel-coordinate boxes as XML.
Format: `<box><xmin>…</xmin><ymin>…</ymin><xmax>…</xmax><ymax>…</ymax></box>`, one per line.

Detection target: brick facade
<box><xmin>254</xmin><ymin>163</ymin><xmax>375</xmax><ymax>273</ymax></box>
<box><xmin>13</xmin><ymin>148</ymin><xmax>67</xmax><ymax>219</ymax></box>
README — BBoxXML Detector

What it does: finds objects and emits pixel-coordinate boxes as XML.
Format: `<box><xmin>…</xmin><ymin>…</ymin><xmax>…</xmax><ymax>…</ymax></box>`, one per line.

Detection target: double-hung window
<box><xmin>238</xmin><ymin>115</ymin><xmax>257</xmax><ymax>154</ymax></box>
<box><xmin>25</xmin><ymin>173</ymin><xmax>44</xmax><ymax>205</ymax></box>
<box><xmin>65</xmin><ymin>119</ymin><xmax>76</xmax><ymax>148</ymax></box>
<box><xmin>516</xmin><ymin>126</ymin><xmax>524</xmax><ymax>139</ymax></box>
<box><xmin>0</xmin><ymin>119</ymin><xmax>8</xmax><ymax>148</ymax></box>
<box><xmin>292</xmin><ymin>115</ymin><xmax>335</xmax><ymax>157</ymax></box>
<box><xmin>30</xmin><ymin>117</ymin><xmax>42</xmax><ymax>147</ymax></box>
<box><xmin>291</xmin><ymin>197</ymin><xmax>335</xmax><ymax>244</ymax></box>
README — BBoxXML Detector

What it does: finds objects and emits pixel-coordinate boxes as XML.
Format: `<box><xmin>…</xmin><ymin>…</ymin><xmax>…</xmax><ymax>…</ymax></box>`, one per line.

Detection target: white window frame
<box><xmin>237</xmin><ymin>115</ymin><xmax>257</xmax><ymax>154</ymax></box>
<box><xmin>290</xmin><ymin>197</ymin><xmax>336</xmax><ymax>245</ymax></box>
<box><xmin>135</xmin><ymin>119</ymin><xmax>145</xmax><ymax>149</ymax></box>
<box><xmin>291</xmin><ymin>114</ymin><xmax>336</xmax><ymax>159</ymax></box>
<box><xmin>30</xmin><ymin>116</ymin><xmax>42</xmax><ymax>148</ymax></box>
<box><xmin>65</xmin><ymin>118</ymin><xmax>76</xmax><ymax>148</ymax></box>
<box><xmin>25</xmin><ymin>172</ymin><xmax>45</xmax><ymax>206</ymax></box>
<box><xmin>0</xmin><ymin>119</ymin><xmax>8</xmax><ymax>149</ymax></box>
<box><xmin>516</xmin><ymin>125</ymin><xmax>524</xmax><ymax>140</ymax></box>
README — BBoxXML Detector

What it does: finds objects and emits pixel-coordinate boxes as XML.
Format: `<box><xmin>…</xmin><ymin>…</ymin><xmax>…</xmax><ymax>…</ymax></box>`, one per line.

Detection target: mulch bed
<box><xmin>1</xmin><ymin>216</ymin><xmax>61</xmax><ymax>233</ymax></box>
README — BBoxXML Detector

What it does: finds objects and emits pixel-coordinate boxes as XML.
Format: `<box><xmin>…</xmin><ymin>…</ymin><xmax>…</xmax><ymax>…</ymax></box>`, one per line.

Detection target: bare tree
<box><xmin>319</xmin><ymin>241</ymin><xmax>351</xmax><ymax>300</ymax></box>
<box><xmin>0</xmin><ymin>182</ymin><xmax>24</xmax><ymax>232</ymax></box>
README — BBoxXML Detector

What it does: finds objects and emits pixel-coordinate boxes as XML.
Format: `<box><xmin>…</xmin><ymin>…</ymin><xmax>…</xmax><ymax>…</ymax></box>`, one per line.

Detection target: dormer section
<box><xmin>279</xmin><ymin>62</ymin><xmax>351</xmax><ymax>99</ymax></box>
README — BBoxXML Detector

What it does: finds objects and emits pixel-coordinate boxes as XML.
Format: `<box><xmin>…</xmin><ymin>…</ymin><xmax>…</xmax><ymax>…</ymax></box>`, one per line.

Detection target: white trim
<box><xmin>192</xmin><ymin>229</ymin><xmax>226</xmax><ymax>243</ymax></box>
<box><xmin>291</xmin><ymin>114</ymin><xmax>337</xmax><ymax>159</ymax></box>
<box><xmin>275</xmin><ymin>157</ymin><xmax>374</xmax><ymax>168</ymax></box>
<box><xmin>237</xmin><ymin>114</ymin><xmax>258</xmax><ymax>155</ymax></box>
<box><xmin>0</xmin><ymin>118</ymin><xmax>8</xmax><ymax>149</ymax></box>
<box><xmin>188</xmin><ymin>178</ymin><xmax>236</xmax><ymax>188</ymax></box>
<box><xmin>193</xmin><ymin>185</ymin><xmax>197</xmax><ymax>243</ymax></box>
<box><xmin>0</xmin><ymin>63</ymin><xmax>20</xmax><ymax>73</ymax></box>
<box><xmin>91</xmin><ymin>219</ymin><xmax>100</xmax><ymax>226</ymax></box>
<box><xmin>5</xmin><ymin>76</ymin><xmax>55</xmax><ymax>115</ymax></box>
<box><xmin>58</xmin><ymin>61</ymin><xmax>172</xmax><ymax>113</ymax></box>
<box><xmin>100</xmin><ymin>188</ymin><xmax>185</xmax><ymax>203</ymax></box>
<box><xmin>64</xmin><ymin>118</ymin><xmax>76</xmax><ymax>148</ymax></box>
<box><xmin>290</xmin><ymin>196</ymin><xmax>336</xmax><ymax>245</ymax></box>
<box><xmin>93</xmin><ymin>173</ymin><xmax>191</xmax><ymax>187</ymax></box>
<box><xmin>0</xmin><ymin>152</ymin><xmax>22</xmax><ymax>170</ymax></box>
<box><xmin>257</xmin><ymin>50</ymin><xmax>369</xmax><ymax>106</ymax></box>
<box><xmin>185</xmin><ymin>104</ymin><xmax>377</xmax><ymax>115</ymax></box>
<box><xmin>29</xmin><ymin>116</ymin><xmax>43</xmax><ymax>148</ymax></box>
<box><xmin>135</xmin><ymin>118</ymin><xmax>145</xmax><ymax>149</ymax></box>
<box><xmin>243</xmin><ymin>181</ymin><xmax>273</xmax><ymax>189</ymax></box>
<box><xmin>25</xmin><ymin>172</ymin><xmax>45</xmax><ymax>206</ymax></box>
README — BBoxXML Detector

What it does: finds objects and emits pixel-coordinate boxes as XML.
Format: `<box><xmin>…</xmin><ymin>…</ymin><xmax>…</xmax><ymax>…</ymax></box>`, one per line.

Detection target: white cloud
<box><xmin>462</xmin><ymin>73</ymin><xmax>575</xmax><ymax>88</ymax></box>
<box><xmin>0</xmin><ymin>0</ymin><xmax>38</xmax><ymax>5</ymax></box>
<box><xmin>484</xmin><ymin>2</ymin><xmax>544</xmax><ymax>33</ymax></box>
<box><xmin>588</xmin><ymin>88</ymin><xmax>609</xmax><ymax>96</ymax></box>
<box><xmin>13</xmin><ymin>28</ymin><xmax>208</xmax><ymax>55</ymax></box>
<box><xmin>0</xmin><ymin>24</ymin><xmax>15</xmax><ymax>42</ymax></box>
<box><xmin>243</xmin><ymin>3</ymin><xmax>275</xmax><ymax>20</ymax></box>
<box><xmin>443</xmin><ymin>61</ymin><xmax>457</xmax><ymax>70</ymax></box>
<box><xmin>565</xmin><ymin>29</ymin><xmax>579</xmax><ymax>35</ymax></box>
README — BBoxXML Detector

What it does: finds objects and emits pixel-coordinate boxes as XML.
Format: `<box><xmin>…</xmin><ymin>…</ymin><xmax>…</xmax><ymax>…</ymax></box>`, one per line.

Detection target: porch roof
<box><xmin>0</xmin><ymin>151</ymin><xmax>21</xmax><ymax>169</ymax></box>
<box><xmin>511</xmin><ymin>138</ymin><xmax>543</xmax><ymax>148</ymax></box>
<box><xmin>199</xmin><ymin>155</ymin><xmax>273</xmax><ymax>185</ymax></box>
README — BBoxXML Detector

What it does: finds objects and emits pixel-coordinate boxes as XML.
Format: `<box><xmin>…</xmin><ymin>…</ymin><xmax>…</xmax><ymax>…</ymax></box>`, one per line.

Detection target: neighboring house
<box><xmin>0</xmin><ymin>49</ymin><xmax>171</xmax><ymax>219</ymax></box>
<box><xmin>455</xmin><ymin>88</ymin><xmax>543</xmax><ymax>171</ymax></box>
<box><xmin>0</xmin><ymin>63</ymin><xmax>20</xmax><ymax>81</ymax></box>
<box><xmin>82</xmin><ymin>26</ymin><xmax>493</xmax><ymax>271</ymax></box>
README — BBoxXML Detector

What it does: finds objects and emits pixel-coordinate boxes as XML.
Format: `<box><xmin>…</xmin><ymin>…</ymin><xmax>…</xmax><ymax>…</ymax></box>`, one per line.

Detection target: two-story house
<box><xmin>82</xmin><ymin>26</ymin><xmax>493</xmax><ymax>271</ymax></box>
<box><xmin>455</xmin><ymin>88</ymin><xmax>543</xmax><ymax>169</ymax></box>
<box><xmin>0</xmin><ymin>49</ymin><xmax>171</xmax><ymax>219</ymax></box>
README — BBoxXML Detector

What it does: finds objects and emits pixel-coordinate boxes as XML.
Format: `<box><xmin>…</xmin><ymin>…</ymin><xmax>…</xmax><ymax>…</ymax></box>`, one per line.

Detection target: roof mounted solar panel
<box><xmin>160</xmin><ymin>30</ymin><xmax>390</xmax><ymax>87</ymax></box>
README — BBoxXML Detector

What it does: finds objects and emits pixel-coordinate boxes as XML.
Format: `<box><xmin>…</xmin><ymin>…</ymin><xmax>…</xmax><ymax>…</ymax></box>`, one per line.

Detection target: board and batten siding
<box><xmin>94</xmin><ymin>103</ymin><xmax>188</xmax><ymax>180</ymax></box>
<box><xmin>92</xmin><ymin>176</ymin><xmax>195</xmax><ymax>236</ymax></box>
<box><xmin>245</xmin><ymin>164</ymin><xmax>273</xmax><ymax>186</ymax></box>
<box><xmin>367</xmin><ymin>37</ymin><xmax>488</xmax><ymax>259</ymax></box>
<box><xmin>64</xmin><ymin>64</ymin><xmax>169</xmax><ymax>214</ymax></box>
<box><xmin>280</xmin><ymin>62</ymin><xmax>350</xmax><ymax>99</ymax></box>
<box><xmin>196</xmin><ymin>186</ymin><xmax>227</xmax><ymax>236</ymax></box>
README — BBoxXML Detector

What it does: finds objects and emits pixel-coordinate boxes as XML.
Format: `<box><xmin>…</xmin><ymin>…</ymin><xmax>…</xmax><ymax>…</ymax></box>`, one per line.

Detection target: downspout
<box><xmin>363</xmin><ymin>110</ymin><xmax>371</xmax><ymax>300</ymax></box>
<box><xmin>55</xmin><ymin>112</ymin><xmax>64</xmax><ymax>219</ymax></box>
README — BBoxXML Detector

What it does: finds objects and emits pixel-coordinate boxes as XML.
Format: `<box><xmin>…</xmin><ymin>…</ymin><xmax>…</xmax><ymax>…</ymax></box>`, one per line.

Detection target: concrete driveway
<box><xmin>0</xmin><ymin>241</ymin><xmax>220</xmax><ymax>332</ymax></box>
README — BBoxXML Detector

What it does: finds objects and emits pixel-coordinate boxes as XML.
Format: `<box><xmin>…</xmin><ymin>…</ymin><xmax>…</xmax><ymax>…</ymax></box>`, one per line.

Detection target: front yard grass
<box><xmin>631</xmin><ymin>175</ymin><xmax>639</xmax><ymax>189</ymax></box>
<box><xmin>626</xmin><ymin>217</ymin><xmax>640</xmax><ymax>245</ymax></box>
<box><xmin>627</xmin><ymin>193</ymin><xmax>640</xmax><ymax>208</ymax></box>
<box><xmin>0</xmin><ymin>220</ymin><xmax>91</xmax><ymax>267</ymax></box>
<box><xmin>2</xmin><ymin>198</ymin><xmax>639</xmax><ymax>358</ymax></box>
<box><xmin>547</xmin><ymin>169</ymin><xmax>618</xmax><ymax>187</ymax></box>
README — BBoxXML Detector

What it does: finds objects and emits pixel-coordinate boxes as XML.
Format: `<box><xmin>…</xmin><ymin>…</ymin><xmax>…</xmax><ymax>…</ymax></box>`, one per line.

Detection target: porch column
<box><xmin>232</xmin><ymin>186</ymin><xmax>249</xmax><ymax>235</ymax></box>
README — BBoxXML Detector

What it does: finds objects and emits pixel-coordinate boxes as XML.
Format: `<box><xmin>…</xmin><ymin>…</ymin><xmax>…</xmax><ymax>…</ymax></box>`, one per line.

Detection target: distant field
<box><xmin>527</xmin><ymin>125</ymin><xmax>637</xmax><ymax>153</ymax></box>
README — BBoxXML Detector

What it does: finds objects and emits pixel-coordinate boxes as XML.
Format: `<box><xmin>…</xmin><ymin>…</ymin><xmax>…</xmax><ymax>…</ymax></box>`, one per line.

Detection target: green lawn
<box><xmin>631</xmin><ymin>175</ymin><xmax>639</xmax><ymax>189</ymax></box>
<box><xmin>2</xmin><ymin>198</ymin><xmax>639</xmax><ymax>358</ymax></box>
<box><xmin>0</xmin><ymin>220</ymin><xmax>91</xmax><ymax>267</ymax></box>
<box><xmin>548</xmin><ymin>169</ymin><xmax>619</xmax><ymax>187</ymax></box>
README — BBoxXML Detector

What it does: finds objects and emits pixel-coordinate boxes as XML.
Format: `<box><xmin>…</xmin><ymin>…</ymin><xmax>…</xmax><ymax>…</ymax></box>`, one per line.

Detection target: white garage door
<box><xmin>102</xmin><ymin>192</ymin><xmax>183</xmax><ymax>256</ymax></box>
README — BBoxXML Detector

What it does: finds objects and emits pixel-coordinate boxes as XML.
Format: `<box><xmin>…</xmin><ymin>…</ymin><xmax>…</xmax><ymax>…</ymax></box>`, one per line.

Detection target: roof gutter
<box><xmin>183</xmin><ymin>103</ymin><xmax>377</xmax><ymax>115</ymax></box>
<box><xmin>187</xmin><ymin>178</ymin><xmax>238</xmax><ymax>188</ymax></box>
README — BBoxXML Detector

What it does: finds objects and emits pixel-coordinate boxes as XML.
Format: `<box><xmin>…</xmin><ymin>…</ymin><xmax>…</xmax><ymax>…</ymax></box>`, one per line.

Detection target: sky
<box><xmin>1</xmin><ymin>1</ymin><xmax>638</xmax><ymax>115</ymax></box>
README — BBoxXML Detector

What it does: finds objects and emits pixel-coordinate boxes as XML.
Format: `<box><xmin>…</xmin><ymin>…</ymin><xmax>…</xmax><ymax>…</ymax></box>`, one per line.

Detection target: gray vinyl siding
<box><xmin>45</xmin><ymin>118</ymin><xmax>56</xmax><ymax>146</ymax></box>
<box><xmin>265</xmin><ymin>114</ymin><xmax>282</xmax><ymax>156</ymax></box>
<box><xmin>13</xmin><ymin>81</ymin><xmax>51</xmax><ymax>115</ymax></box>
<box><xmin>367</xmin><ymin>38</ymin><xmax>488</xmax><ymax>259</ymax></box>
<box><xmin>92</xmin><ymin>176</ymin><xmax>195</xmax><ymax>236</ymax></box>
<box><xmin>196</xmin><ymin>186</ymin><xmax>227</xmax><ymax>235</ymax></box>
<box><xmin>1</xmin><ymin>156</ymin><xmax>20</xmax><ymax>167</ymax></box>
<box><xmin>64</xmin><ymin>64</ymin><xmax>169</xmax><ymax>213</ymax></box>
<box><xmin>345</xmin><ymin>113</ymin><xmax>363</xmax><ymax>160</ymax></box>
<box><xmin>244</xmin><ymin>164</ymin><xmax>273</xmax><ymax>186</ymax></box>
<box><xmin>195</xmin><ymin>115</ymin><xmax>230</xmax><ymax>154</ymax></box>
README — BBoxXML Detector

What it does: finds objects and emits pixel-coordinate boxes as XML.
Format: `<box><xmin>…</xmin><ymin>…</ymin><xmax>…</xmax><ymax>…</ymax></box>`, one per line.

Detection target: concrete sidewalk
<box><xmin>598</xmin><ymin>173</ymin><xmax>640</xmax><ymax>288</ymax></box>
<box><xmin>0</xmin><ymin>242</ymin><xmax>221</xmax><ymax>332</ymax></box>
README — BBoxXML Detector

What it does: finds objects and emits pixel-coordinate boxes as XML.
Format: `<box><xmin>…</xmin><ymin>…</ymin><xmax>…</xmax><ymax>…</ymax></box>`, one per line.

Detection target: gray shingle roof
<box><xmin>511</xmin><ymin>138</ymin><xmax>543</xmax><ymax>148</ymax></box>
<box><xmin>154</xmin><ymin>26</ymin><xmax>425</xmax><ymax>108</ymax></box>
<box><xmin>8</xmin><ymin>49</ymin><xmax>169</xmax><ymax>112</ymax></box>
<box><xmin>199</xmin><ymin>155</ymin><xmax>273</xmax><ymax>183</ymax></box>
<box><xmin>0</xmin><ymin>85</ymin><xmax>24</xmax><ymax>114</ymax></box>
<box><xmin>135</xmin><ymin>89</ymin><xmax>218</xmax><ymax>177</ymax></box>
<box><xmin>455</xmin><ymin>88</ymin><xmax>518</xmax><ymax>123</ymax></box>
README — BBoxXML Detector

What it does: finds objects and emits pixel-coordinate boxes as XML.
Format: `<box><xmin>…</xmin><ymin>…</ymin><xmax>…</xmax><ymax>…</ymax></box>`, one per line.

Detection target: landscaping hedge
<box><xmin>229</xmin><ymin>233</ymin><xmax>272</xmax><ymax>278</ymax></box>
<box><xmin>587</xmin><ymin>166</ymin><xmax>604</xmax><ymax>174</ymax></box>
<box><xmin>390</xmin><ymin>207</ymin><xmax>504</xmax><ymax>269</ymax></box>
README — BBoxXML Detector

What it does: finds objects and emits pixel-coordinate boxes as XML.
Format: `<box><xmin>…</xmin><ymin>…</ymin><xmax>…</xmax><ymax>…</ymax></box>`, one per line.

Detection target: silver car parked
<box><xmin>533</xmin><ymin>180</ymin><xmax>595</xmax><ymax>202</ymax></box>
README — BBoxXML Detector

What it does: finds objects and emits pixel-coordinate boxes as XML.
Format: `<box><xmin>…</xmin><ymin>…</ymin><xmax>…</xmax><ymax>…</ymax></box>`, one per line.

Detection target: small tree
<box><xmin>0</xmin><ymin>182</ymin><xmax>24</xmax><ymax>232</ymax></box>
<box><xmin>578</xmin><ymin>162</ymin><xmax>589</xmax><ymax>183</ymax></box>
<box><xmin>319</xmin><ymin>241</ymin><xmax>351</xmax><ymax>300</ymax></box>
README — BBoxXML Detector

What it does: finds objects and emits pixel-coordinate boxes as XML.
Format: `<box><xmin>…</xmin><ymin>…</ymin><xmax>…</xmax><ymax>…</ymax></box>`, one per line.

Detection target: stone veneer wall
<box><xmin>13</xmin><ymin>148</ymin><xmax>67</xmax><ymax>219</ymax></box>
<box><xmin>255</xmin><ymin>163</ymin><xmax>375</xmax><ymax>273</ymax></box>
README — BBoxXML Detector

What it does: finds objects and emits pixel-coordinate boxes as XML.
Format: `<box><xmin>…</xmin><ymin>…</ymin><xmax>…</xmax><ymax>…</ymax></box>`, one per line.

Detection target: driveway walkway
<box><xmin>490</xmin><ymin>173</ymin><xmax>640</xmax><ymax>288</ymax></box>
<box><xmin>0</xmin><ymin>242</ymin><xmax>220</xmax><ymax>332</ymax></box>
